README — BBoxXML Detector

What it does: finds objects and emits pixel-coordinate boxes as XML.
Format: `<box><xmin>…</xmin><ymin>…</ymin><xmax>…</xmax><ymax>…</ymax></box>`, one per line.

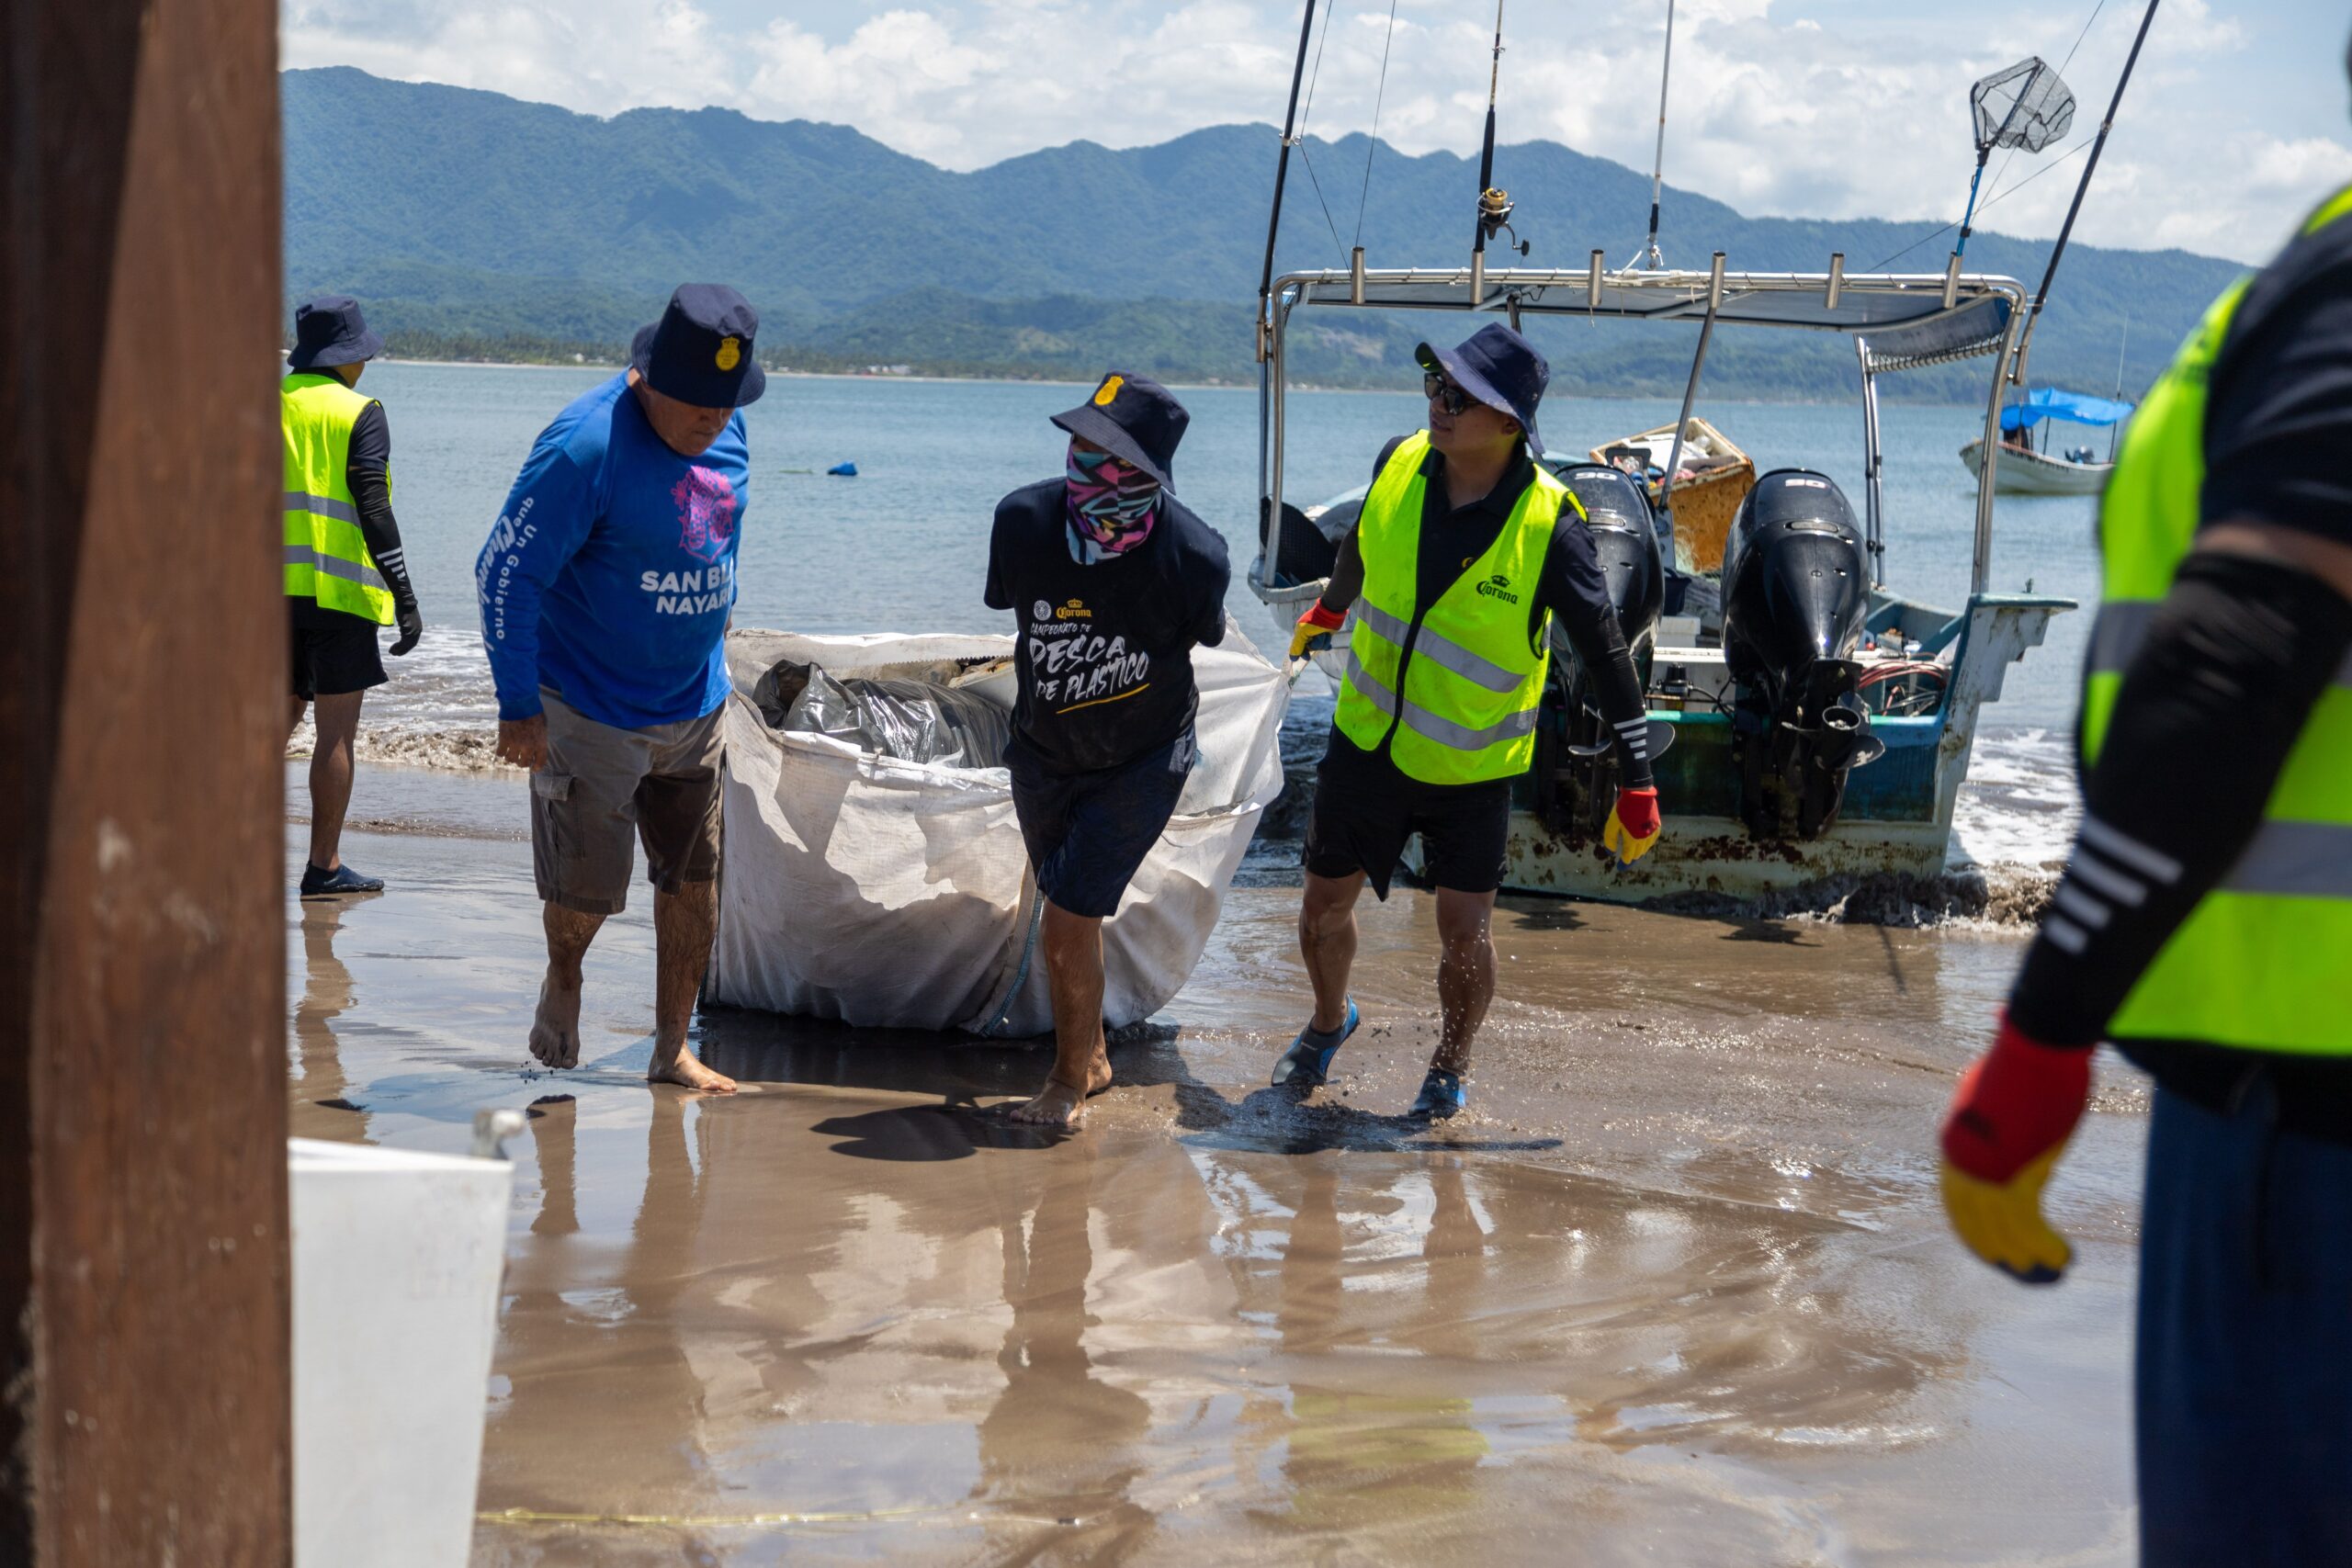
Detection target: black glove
<box><xmin>391</xmin><ymin>598</ymin><xmax>424</xmax><ymax>657</ymax></box>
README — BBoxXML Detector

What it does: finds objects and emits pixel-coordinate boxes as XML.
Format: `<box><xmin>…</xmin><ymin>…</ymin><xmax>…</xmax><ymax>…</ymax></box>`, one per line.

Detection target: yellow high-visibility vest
<box><xmin>281</xmin><ymin>371</ymin><xmax>393</xmax><ymax>624</ymax></box>
<box><xmin>1333</xmin><ymin>432</ymin><xmax>1573</xmax><ymax>784</ymax></box>
<box><xmin>2083</xmin><ymin>182</ymin><xmax>2352</xmax><ymax>1056</ymax></box>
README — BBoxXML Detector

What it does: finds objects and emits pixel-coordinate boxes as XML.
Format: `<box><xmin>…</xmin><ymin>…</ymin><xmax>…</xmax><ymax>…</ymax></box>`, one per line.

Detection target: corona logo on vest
<box><xmin>1057</xmin><ymin>599</ymin><xmax>1092</xmax><ymax>620</ymax></box>
<box><xmin>1475</xmin><ymin>573</ymin><xmax>1521</xmax><ymax>604</ymax></box>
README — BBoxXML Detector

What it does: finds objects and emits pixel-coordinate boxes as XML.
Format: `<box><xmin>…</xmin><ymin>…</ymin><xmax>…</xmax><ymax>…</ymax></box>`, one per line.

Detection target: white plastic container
<box><xmin>289</xmin><ymin>1132</ymin><xmax>514</xmax><ymax>1568</ymax></box>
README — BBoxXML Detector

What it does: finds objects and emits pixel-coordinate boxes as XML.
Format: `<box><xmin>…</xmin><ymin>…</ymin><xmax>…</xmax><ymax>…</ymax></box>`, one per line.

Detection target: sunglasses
<box><xmin>1422</xmin><ymin>371</ymin><xmax>1474</xmax><ymax>415</ymax></box>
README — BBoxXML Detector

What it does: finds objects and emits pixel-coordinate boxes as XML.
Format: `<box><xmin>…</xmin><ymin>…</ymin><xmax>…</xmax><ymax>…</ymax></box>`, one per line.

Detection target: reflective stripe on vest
<box><xmin>281</xmin><ymin>372</ymin><xmax>394</xmax><ymax>625</ymax></box>
<box><xmin>1332</xmin><ymin>432</ymin><xmax>1566</xmax><ymax>784</ymax></box>
<box><xmin>2085</xmin><ymin>180</ymin><xmax>2352</xmax><ymax>1059</ymax></box>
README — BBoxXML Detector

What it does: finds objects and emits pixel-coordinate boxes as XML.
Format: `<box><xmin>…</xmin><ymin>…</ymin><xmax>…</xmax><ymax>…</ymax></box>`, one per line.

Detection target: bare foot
<box><xmin>650</xmin><ymin>1047</ymin><xmax>737</xmax><ymax>1094</ymax></box>
<box><xmin>1006</xmin><ymin>1057</ymin><xmax>1114</xmax><ymax>1127</ymax></box>
<box><xmin>528</xmin><ymin>972</ymin><xmax>582</xmax><ymax>1068</ymax></box>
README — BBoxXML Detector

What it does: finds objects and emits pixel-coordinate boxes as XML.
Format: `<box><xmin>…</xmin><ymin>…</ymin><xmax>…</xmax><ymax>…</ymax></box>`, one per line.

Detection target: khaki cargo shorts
<box><xmin>531</xmin><ymin>689</ymin><xmax>723</xmax><ymax>916</ymax></box>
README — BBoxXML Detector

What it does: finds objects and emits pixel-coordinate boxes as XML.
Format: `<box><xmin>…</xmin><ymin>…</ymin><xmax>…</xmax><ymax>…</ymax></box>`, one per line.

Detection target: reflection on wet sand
<box><xmin>287</xmin><ymin>818</ymin><xmax>2137</xmax><ymax>1564</ymax></box>
<box><xmin>290</xmin><ymin>894</ymin><xmax>375</xmax><ymax>1143</ymax></box>
<box><xmin>472</xmin><ymin>1006</ymin><xmax>1988</xmax><ymax>1564</ymax></box>
<box><xmin>973</xmin><ymin>1135</ymin><xmax>1154</xmax><ymax>1560</ymax></box>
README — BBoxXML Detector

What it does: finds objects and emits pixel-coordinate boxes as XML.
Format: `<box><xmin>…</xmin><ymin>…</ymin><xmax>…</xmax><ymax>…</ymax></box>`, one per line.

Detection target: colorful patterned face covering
<box><xmin>1065</xmin><ymin>444</ymin><xmax>1160</xmax><ymax>562</ymax></box>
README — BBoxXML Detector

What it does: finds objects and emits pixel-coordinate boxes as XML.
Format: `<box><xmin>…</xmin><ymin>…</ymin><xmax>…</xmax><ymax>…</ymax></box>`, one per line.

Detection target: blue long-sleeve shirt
<box><xmin>477</xmin><ymin>374</ymin><xmax>751</xmax><ymax>730</ymax></box>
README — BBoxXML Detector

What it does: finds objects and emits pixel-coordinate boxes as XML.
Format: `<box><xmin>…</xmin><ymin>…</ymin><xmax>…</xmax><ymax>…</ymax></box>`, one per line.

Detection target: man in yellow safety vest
<box><xmin>282</xmin><ymin>296</ymin><xmax>424</xmax><ymax>897</ymax></box>
<box><xmin>1939</xmin><ymin>155</ymin><xmax>2352</xmax><ymax>1562</ymax></box>
<box><xmin>1279</xmin><ymin>324</ymin><xmax>1663</xmax><ymax>1119</ymax></box>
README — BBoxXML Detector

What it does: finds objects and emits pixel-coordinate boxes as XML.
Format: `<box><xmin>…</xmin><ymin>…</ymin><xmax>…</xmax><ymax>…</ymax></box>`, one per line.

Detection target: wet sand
<box><xmin>289</xmin><ymin>765</ymin><xmax>2143</xmax><ymax>1565</ymax></box>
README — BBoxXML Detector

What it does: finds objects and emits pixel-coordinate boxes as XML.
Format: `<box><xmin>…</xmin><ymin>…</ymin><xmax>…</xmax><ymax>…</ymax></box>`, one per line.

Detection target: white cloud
<box><xmin>280</xmin><ymin>0</ymin><xmax>2350</xmax><ymax>263</ymax></box>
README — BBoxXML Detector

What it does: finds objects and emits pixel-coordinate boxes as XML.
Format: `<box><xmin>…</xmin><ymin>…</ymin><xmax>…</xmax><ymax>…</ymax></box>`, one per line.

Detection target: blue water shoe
<box><xmin>1272</xmin><ymin>999</ymin><xmax>1359</xmax><ymax>1089</ymax></box>
<box><xmin>1408</xmin><ymin>1067</ymin><xmax>1467</xmax><ymax>1121</ymax></box>
<box><xmin>300</xmin><ymin>862</ymin><xmax>385</xmax><ymax>897</ymax></box>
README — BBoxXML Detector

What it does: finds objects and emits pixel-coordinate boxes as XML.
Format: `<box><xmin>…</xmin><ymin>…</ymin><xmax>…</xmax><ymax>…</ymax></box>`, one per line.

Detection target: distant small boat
<box><xmin>1961</xmin><ymin>438</ymin><xmax>2109</xmax><ymax>494</ymax></box>
<box><xmin>1962</xmin><ymin>386</ymin><xmax>2132</xmax><ymax>495</ymax></box>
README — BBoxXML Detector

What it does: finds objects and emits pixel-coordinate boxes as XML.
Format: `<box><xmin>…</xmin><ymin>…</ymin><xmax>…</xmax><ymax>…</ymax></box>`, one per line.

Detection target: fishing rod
<box><xmin>1256</xmin><ymin>0</ymin><xmax>1322</xmax><ymax>363</ymax></box>
<box><xmin>2014</xmin><ymin>0</ymin><xmax>2161</xmax><ymax>382</ymax></box>
<box><xmin>1468</xmin><ymin>0</ymin><xmax>1528</xmax><ymax>303</ymax></box>
<box><xmin>2109</xmin><ymin>319</ymin><xmax>2129</xmax><ymax>459</ymax></box>
<box><xmin>1627</xmin><ymin>0</ymin><xmax>1677</xmax><ymax>269</ymax></box>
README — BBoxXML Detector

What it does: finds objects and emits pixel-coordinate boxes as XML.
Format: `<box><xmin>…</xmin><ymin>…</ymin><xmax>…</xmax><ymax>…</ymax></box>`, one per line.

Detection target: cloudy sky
<box><xmin>284</xmin><ymin>0</ymin><xmax>2351</xmax><ymax>262</ymax></box>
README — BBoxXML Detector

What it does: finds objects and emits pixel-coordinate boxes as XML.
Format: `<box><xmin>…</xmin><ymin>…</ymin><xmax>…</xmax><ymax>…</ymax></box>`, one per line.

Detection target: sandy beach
<box><xmin>288</xmin><ymin>762</ymin><xmax>2143</xmax><ymax>1565</ymax></box>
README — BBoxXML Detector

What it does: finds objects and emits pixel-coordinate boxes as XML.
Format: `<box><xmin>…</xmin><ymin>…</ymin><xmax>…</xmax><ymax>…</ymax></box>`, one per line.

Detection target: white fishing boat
<box><xmin>1960</xmin><ymin>437</ymin><xmax>2109</xmax><ymax>494</ymax></box>
<box><xmin>1227</xmin><ymin>0</ymin><xmax>2167</xmax><ymax>908</ymax></box>
<box><xmin>1959</xmin><ymin>385</ymin><xmax>2132</xmax><ymax>494</ymax></box>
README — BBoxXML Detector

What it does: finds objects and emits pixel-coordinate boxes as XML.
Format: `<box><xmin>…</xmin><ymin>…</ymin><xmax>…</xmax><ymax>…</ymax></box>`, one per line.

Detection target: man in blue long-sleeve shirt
<box><xmin>477</xmin><ymin>285</ymin><xmax>763</xmax><ymax>1093</ymax></box>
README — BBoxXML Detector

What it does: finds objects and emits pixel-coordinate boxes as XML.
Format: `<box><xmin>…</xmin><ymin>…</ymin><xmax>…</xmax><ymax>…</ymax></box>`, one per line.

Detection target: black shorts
<box><xmin>1303</xmin><ymin>729</ymin><xmax>1510</xmax><ymax>898</ymax></box>
<box><xmin>1007</xmin><ymin>725</ymin><xmax>1194</xmax><ymax>919</ymax></box>
<box><xmin>288</xmin><ymin>602</ymin><xmax>386</xmax><ymax>700</ymax></box>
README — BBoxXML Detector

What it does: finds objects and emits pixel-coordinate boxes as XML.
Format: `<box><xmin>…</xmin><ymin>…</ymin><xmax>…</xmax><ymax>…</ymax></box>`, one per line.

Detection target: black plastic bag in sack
<box><xmin>753</xmin><ymin>659</ymin><xmax>1012</xmax><ymax>767</ymax></box>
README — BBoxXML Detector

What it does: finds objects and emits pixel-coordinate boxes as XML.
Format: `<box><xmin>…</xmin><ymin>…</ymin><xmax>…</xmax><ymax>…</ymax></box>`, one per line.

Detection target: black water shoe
<box><xmin>300</xmin><ymin>862</ymin><xmax>385</xmax><ymax>897</ymax></box>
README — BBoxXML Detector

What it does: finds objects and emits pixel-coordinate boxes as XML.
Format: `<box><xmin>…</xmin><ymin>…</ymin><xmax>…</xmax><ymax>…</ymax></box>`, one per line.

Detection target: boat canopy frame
<box><xmin>1255</xmin><ymin>263</ymin><xmax>2031</xmax><ymax>605</ymax></box>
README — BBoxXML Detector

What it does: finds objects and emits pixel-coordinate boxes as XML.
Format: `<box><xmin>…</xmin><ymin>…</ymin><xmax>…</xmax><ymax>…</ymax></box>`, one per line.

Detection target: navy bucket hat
<box><xmin>288</xmin><ymin>296</ymin><xmax>385</xmax><ymax>370</ymax></box>
<box><xmin>630</xmin><ymin>284</ymin><xmax>765</xmax><ymax>408</ymax></box>
<box><xmin>1416</xmin><ymin>321</ymin><xmax>1549</xmax><ymax>456</ymax></box>
<box><xmin>1049</xmin><ymin>371</ymin><xmax>1189</xmax><ymax>491</ymax></box>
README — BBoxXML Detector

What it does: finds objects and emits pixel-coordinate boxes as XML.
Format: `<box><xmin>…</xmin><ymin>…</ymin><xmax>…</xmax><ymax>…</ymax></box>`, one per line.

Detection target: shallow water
<box><xmin>289</xmin><ymin>769</ymin><xmax>2142</xmax><ymax>1566</ymax></box>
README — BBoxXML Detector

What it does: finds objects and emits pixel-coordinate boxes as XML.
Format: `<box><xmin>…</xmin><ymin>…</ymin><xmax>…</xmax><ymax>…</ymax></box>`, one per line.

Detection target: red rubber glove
<box><xmin>1290</xmin><ymin>600</ymin><xmax>1347</xmax><ymax>660</ymax></box>
<box><xmin>1601</xmin><ymin>786</ymin><xmax>1661</xmax><ymax>865</ymax></box>
<box><xmin>1939</xmin><ymin>1012</ymin><xmax>2094</xmax><ymax>1284</ymax></box>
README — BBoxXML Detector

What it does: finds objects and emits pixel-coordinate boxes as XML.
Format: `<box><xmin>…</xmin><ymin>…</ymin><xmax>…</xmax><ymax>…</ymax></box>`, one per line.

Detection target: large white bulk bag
<box><xmin>707</xmin><ymin>621</ymin><xmax>1286</xmax><ymax>1034</ymax></box>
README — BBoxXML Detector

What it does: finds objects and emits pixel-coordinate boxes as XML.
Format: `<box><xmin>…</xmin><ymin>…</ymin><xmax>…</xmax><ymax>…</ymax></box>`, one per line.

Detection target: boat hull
<box><xmin>1309</xmin><ymin>589</ymin><xmax>2075</xmax><ymax>905</ymax></box>
<box><xmin>1961</xmin><ymin>439</ymin><xmax>2109</xmax><ymax>495</ymax></box>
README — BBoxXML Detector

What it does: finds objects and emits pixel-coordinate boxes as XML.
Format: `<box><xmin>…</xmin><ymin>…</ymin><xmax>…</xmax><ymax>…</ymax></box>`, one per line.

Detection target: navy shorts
<box><xmin>1006</xmin><ymin>726</ymin><xmax>1195</xmax><ymax>919</ymax></box>
<box><xmin>1303</xmin><ymin>729</ymin><xmax>1510</xmax><ymax>898</ymax></box>
<box><xmin>288</xmin><ymin>602</ymin><xmax>386</xmax><ymax>700</ymax></box>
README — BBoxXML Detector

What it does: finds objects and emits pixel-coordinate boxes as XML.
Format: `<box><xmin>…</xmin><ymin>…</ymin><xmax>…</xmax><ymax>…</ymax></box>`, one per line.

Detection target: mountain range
<box><xmin>285</xmin><ymin>66</ymin><xmax>2245</xmax><ymax>400</ymax></box>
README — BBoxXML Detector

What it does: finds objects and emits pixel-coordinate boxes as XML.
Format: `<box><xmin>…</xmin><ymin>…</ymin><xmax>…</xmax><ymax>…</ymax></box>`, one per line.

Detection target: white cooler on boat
<box><xmin>290</xmin><ymin>1134</ymin><xmax>513</xmax><ymax>1568</ymax></box>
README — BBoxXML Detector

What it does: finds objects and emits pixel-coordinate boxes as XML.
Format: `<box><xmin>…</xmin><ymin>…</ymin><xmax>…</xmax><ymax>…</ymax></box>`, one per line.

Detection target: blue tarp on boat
<box><xmin>2001</xmin><ymin>387</ymin><xmax>2133</xmax><ymax>433</ymax></box>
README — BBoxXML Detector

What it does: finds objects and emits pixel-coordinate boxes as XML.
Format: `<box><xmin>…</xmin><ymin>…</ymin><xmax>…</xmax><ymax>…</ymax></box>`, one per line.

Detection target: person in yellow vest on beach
<box><xmin>1280</xmin><ymin>324</ymin><xmax>1662</xmax><ymax>1120</ymax></box>
<box><xmin>1939</xmin><ymin>146</ymin><xmax>2352</xmax><ymax>1564</ymax></box>
<box><xmin>282</xmin><ymin>296</ymin><xmax>424</xmax><ymax>897</ymax></box>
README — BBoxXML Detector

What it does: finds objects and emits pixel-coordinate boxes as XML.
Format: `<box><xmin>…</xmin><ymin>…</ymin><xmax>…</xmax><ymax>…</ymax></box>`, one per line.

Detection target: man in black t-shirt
<box><xmin>1280</xmin><ymin>326</ymin><xmax>1658</xmax><ymax>1120</ymax></box>
<box><xmin>983</xmin><ymin>372</ymin><xmax>1232</xmax><ymax>1127</ymax></box>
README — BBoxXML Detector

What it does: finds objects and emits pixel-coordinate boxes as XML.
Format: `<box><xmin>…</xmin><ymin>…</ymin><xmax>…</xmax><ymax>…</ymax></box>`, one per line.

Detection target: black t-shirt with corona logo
<box><xmin>984</xmin><ymin>479</ymin><xmax>1232</xmax><ymax>775</ymax></box>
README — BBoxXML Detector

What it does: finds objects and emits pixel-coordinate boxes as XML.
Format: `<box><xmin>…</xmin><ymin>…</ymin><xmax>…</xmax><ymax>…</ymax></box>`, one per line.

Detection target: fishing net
<box><xmin>1972</xmin><ymin>57</ymin><xmax>2075</xmax><ymax>155</ymax></box>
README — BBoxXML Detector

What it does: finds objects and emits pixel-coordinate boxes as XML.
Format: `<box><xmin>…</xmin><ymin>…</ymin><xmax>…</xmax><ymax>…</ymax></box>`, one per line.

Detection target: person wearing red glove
<box><xmin>1279</xmin><ymin>324</ymin><xmax>1661</xmax><ymax>1120</ymax></box>
<box><xmin>1941</xmin><ymin>157</ymin><xmax>2352</xmax><ymax>1565</ymax></box>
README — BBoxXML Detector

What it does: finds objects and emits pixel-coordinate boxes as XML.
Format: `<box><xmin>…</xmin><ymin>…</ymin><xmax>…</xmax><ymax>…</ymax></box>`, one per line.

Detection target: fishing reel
<box><xmin>1479</xmin><ymin>187</ymin><xmax>1530</xmax><ymax>256</ymax></box>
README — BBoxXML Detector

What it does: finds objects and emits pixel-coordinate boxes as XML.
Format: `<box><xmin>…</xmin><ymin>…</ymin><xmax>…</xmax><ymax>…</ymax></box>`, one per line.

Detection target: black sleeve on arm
<box><xmin>345</xmin><ymin>401</ymin><xmax>415</xmax><ymax>607</ymax></box>
<box><xmin>1191</xmin><ymin>519</ymin><xmax>1231</xmax><ymax>647</ymax></box>
<box><xmin>1539</xmin><ymin>517</ymin><xmax>1653</xmax><ymax>791</ymax></box>
<box><xmin>2007</xmin><ymin>552</ymin><xmax>2352</xmax><ymax>1047</ymax></box>
<box><xmin>1317</xmin><ymin>526</ymin><xmax>1365</xmax><ymax>615</ymax></box>
<box><xmin>1316</xmin><ymin>435</ymin><xmax>1409</xmax><ymax>616</ymax></box>
<box><xmin>983</xmin><ymin>497</ymin><xmax>1015</xmax><ymax>610</ymax></box>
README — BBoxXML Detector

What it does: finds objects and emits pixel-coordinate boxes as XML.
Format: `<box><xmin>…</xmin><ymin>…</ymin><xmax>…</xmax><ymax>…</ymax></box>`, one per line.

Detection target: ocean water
<box><xmin>339</xmin><ymin>361</ymin><xmax>2097</xmax><ymax>873</ymax></box>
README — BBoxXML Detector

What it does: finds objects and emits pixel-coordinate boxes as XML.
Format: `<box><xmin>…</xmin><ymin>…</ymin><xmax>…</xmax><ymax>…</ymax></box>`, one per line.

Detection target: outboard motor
<box><xmin>1533</xmin><ymin>465</ymin><xmax>1672</xmax><ymax>843</ymax></box>
<box><xmin>1718</xmin><ymin>468</ymin><xmax>1883</xmax><ymax>840</ymax></box>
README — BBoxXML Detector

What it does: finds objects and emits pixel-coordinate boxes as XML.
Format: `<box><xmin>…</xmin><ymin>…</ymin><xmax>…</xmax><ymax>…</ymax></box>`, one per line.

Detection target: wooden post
<box><xmin>1</xmin><ymin>0</ymin><xmax>289</xmax><ymax>1559</ymax></box>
